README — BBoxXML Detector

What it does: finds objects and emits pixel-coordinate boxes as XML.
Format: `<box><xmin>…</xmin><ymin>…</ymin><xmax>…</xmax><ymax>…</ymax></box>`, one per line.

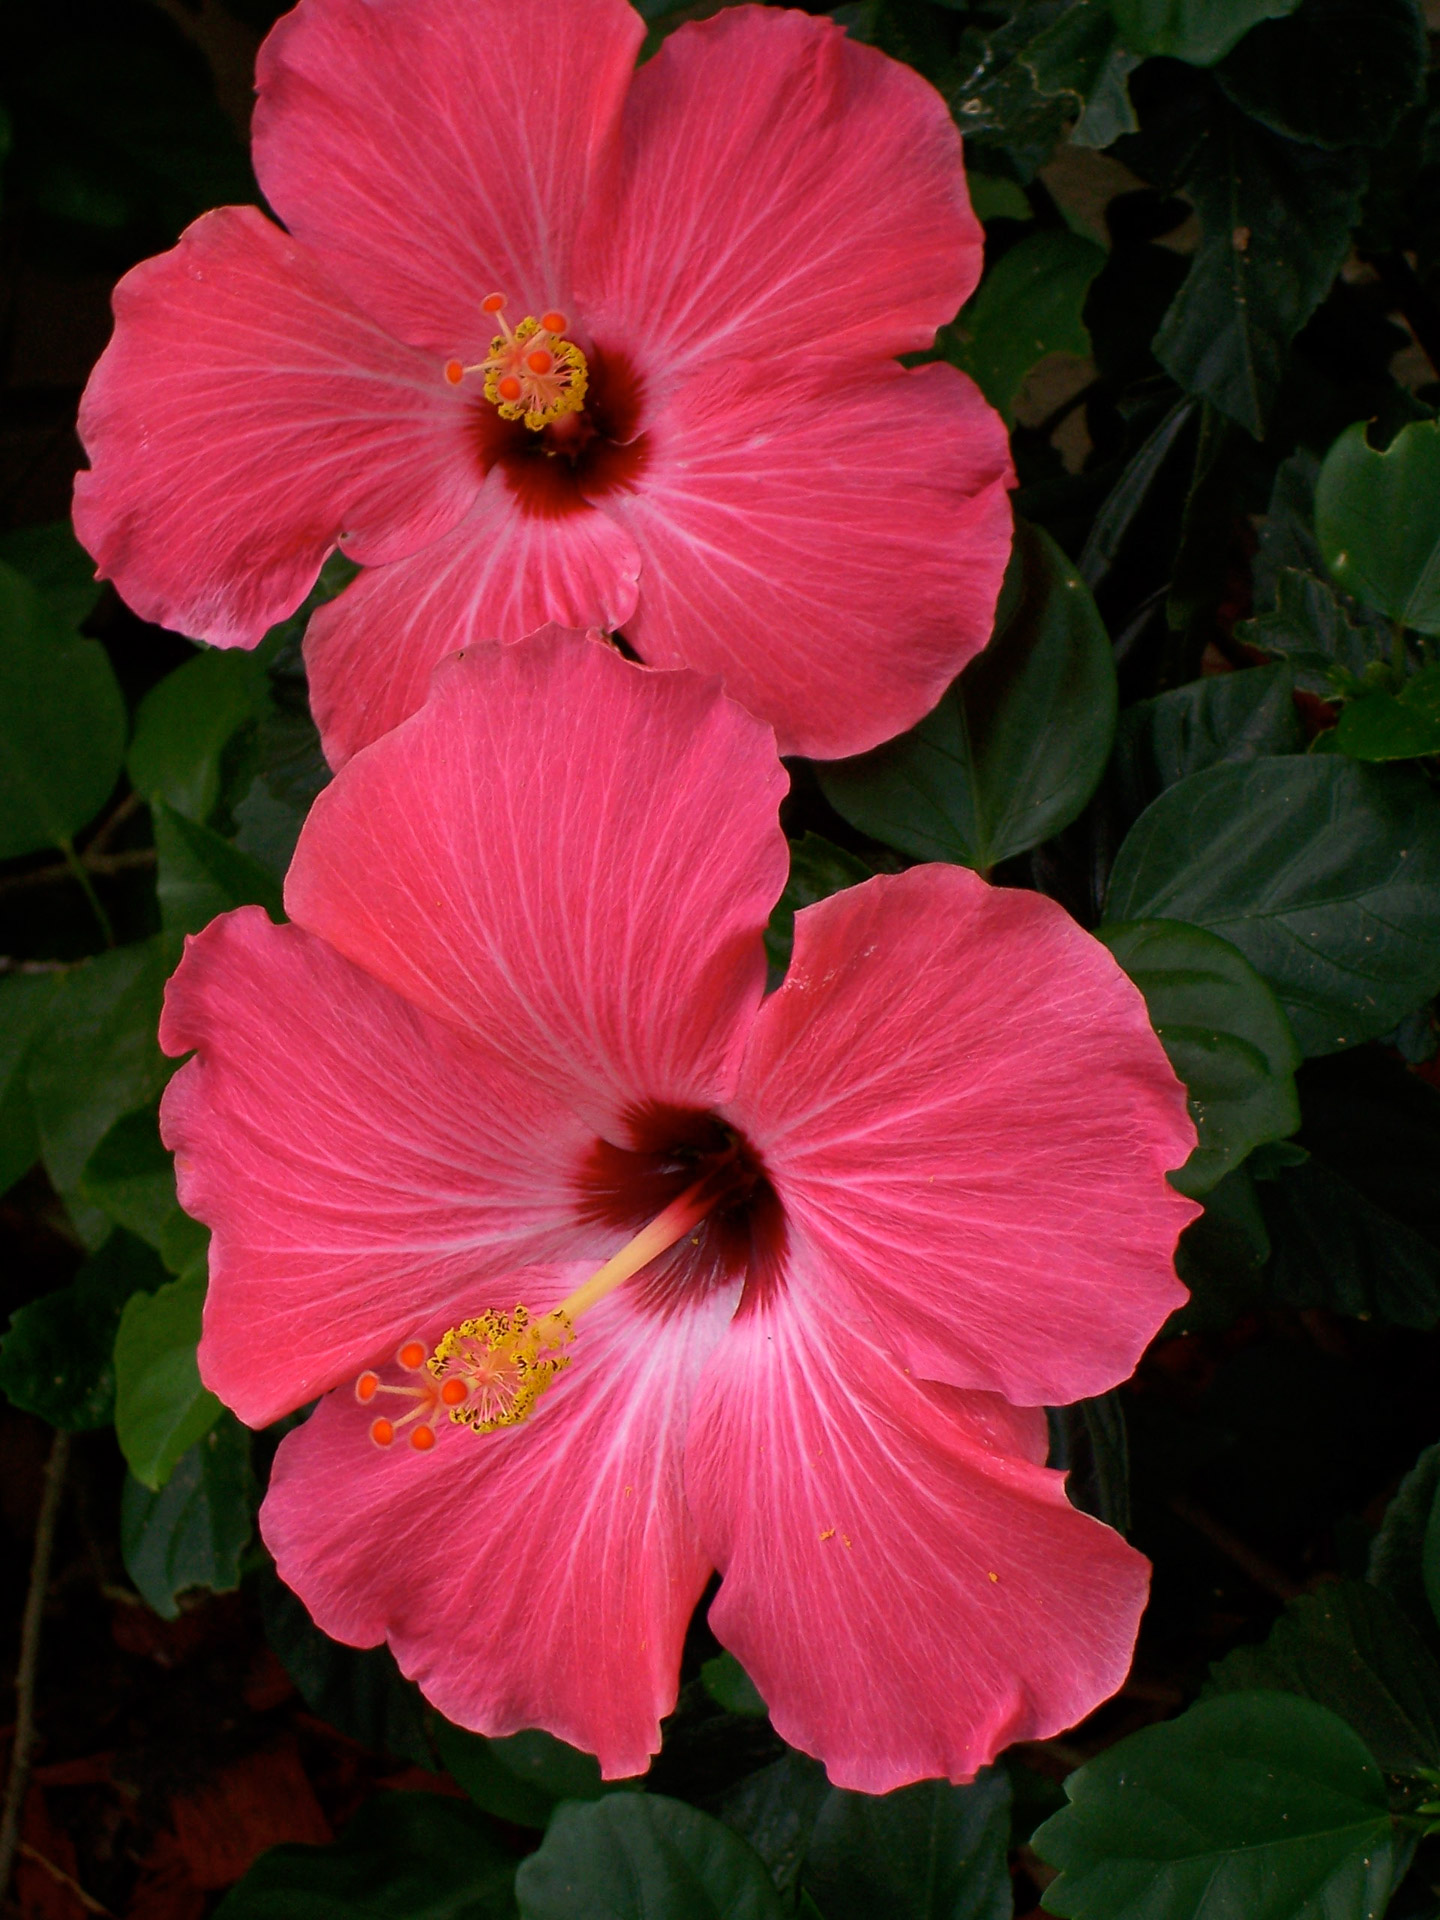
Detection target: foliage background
<box><xmin>2</xmin><ymin>0</ymin><xmax>1440</xmax><ymax>1915</ymax></box>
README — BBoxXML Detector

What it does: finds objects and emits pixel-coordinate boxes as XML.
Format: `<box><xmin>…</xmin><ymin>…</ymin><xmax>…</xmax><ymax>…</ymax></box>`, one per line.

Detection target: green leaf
<box><xmin>700</xmin><ymin>1653</ymin><xmax>768</xmax><ymax>1719</ymax></box>
<box><xmin>213</xmin><ymin>1792</ymin><xmax>517</xmax><ymax>1920</ymax></box>
<box><xmin>764</xmin><ymin>835</ymin><xmax>874</xmax><ymax>982</ymax></box>
<box><xmin>716</xmin><ymin>1754</ymin><xmax>830</xmax><ymax>1901</ymax></box>
<box><xmin>434</xmin><ymin>1722</ymin><xmax>620</xmax><ymax>1829</ymax></box>
<box><xmin>965</xmin><ymin>173</ymin><xmax>1033</xmax><ymax>223</ymax></box>
<box><xmin>1047</xmin><ymin>1391</ymin><xmax>1131</xmax><ymax>1532</ymax></box>
<box><xmin>1316</xmin><ymin>419</ymin><xmax>1440</xmax><ymax>635</ymax></box>
<box><xmin>1097</xmin><ymin>921</ymin><xmax>1301</xmax><ymax>1195</ymax></box>
<box><xmin>0</xmin><ymin>520</ymin><xmax>103</xmax><ymax>629</ymax></box>
<box><xmin>1239</xmin><ymin>567</ymin><xmax>1379</xmax><ymax>697</ymax></box>
<box><xmin>1258</xmin><ymin>1048</ymin><xmax>1440</xmax><ymax>1328</ymax></box>
<box><xmin>79</xmin><ymin>1105</ymin><xmax>207</xmax><ymax>1274</ymax></box>
<box><xmin>517</xmin><ymin>1797</ymin><xmax>783</xmax><ymax>1920</ymax></box>
<box><xmin>0</xmin><ymin>558</ymin><xmax>126</xmax><ymax>860</ymax></box>
<box><xmin>26</xmin><ymin>936</ymin><xmax>179</xmax><ymax>1240</ymax></box>
<box><xmin>1154</xmin><ymin>110</ymin><xmax>1367</xmax><ymax>437</ymax></box>
<box><xmin>1335</xmin><ymin>666</ymin><xmax>1440</xmax><ymax>762</ymax></box>
<box><xmin>1113</xmin><ymin>663</ymin><xmax>1304</xmax><ymax>818</ymax></box>
<box><xmin>114</xmin><ymin>1263</ymin><xmax>221</xmax><ymax>1490</ymax></box>
<box><xmin>153</xmin><ymin>801</ymin><xmax>286</xmax><ymax>933</ymax></box>
<box><xmin>1171</xmin><ymin>1163</ymin><xmax>1272</xmax><ymax>1332</ymax></box>
<box><xmin>121</xmin><ymin>1412</ymin><xmax>255</xmax><ymax>1618</ymax></box>
<box><xmin>0</xmin><ymin>1230</ymin><xmax>164</xmax><ymax>1429</ymax></box>
<box><xmin>1079</xmin><ymin>398</ymin><xmax>1197</xmax><ymax>588</ymax></box>
<box><xmin>820</xmin><ymin>522</ymin><xmax>1116</xmax><ymax>872</ymax></box>
<box><xmin>1206</xmin><ymin>1580</ymin><xmax>1440</xmax><ymax>1776</ymax></box>
<box><xmin>803</xmin><ymin>1770</ymin><xmax>1011</xmax><ymax>1920</ymax></box>
<box><xmin>1033</xmin><ymin>1691</ymin><xmax>1403</xmax><ymax>1920</ymax></box>
<box><xmin>0</xmin><ymin>971</ymin><xmax>60</xmax><ymax>1196</ymax></box>
<box><xmin>1110</xmin><ymin>0</ymin><xmax>1301</xmax><ymax>63</ymax></box>
<box><xmin>260</xmin><ymin>1577</ymin><xmax>434</xmax><ymax>1769</ymax></box>
<box><xmin>955</xmin><ymin>229</ymin><xmax>1105</xmax><ymax>421</ymax></box>
<box><xmin>128</xmin><ymin>646</ymin><xmax>269</xmax><ymax>822</ymax></box>
<box><xmin>1369</xmin><ymin>1441</ymin><xmax>1440</xmax><ymax>1651</ymax></box>
<box><xmin>946</xmin><ymin>2</ymin><xmax>1133</xmax><ymax>180</ymax></box>
<box><xmin>1103</xmin><ymin>756</ymin><xmax>1440</xmax><ymax>1055</ymax></box>
<box><xmin>1214</xmin><ymin>0</ymin><xmax>1425</xmax><ymax>150</ymax></box>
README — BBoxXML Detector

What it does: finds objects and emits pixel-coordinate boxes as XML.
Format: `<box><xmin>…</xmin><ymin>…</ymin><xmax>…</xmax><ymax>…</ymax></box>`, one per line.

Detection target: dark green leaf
<box><xmin>79</xmin><ymin>1105</ymin><xmax>207</xmax><ymax>1274</ymax></box>
<box><xmin>945</xmin><ymin>2</ymin><xmax>1130</xmax><ymax>179</ymax></box>
<box><xmin>764</xmin><ymin>835</ymin><xmax>873</xmax><ymax>982</ymax></box>
<box><xmin>1154</xmin><ymin>109</ymin><xmax>1367</xmax><ymax>437</ymax></box>
<box><xmin>700</xmin><ymin>1653</ymin><xmax>768</xmax><ymax>1719</ymax></box>
<box><xmin>1113</xmin><ymin>663</ymin><xmax>1304</xmax><ymax>818</ymax></box>
<box><xmin>517</xmin><ymin>1797</ymin><xmax>782</xmax><ymax>1920</ymax></box>
<box><xmin>716</xmin><ymin>1754</ymin><xmax>830</xmax><ymax>1901</ymax></box>
<box><xmin>1316</xmin><ymin>419</ymin><xmax>1440</xmax><ymax>635</ymax></box>
<box><xmin>261</xmin><ymin>1576</ymin><xmax>434</xmax><ymax>1769</ymax></box>
<box><xmin>0</xmin><ymin>1230</ymin><xmax>163</xmax><ymax>1429</ymax></box>
<box><xmin>1239</xmin><ymin>567</ymin><xmax>1379</xmax><ymax>697</ymax></box>
<box><xmin>433</xmin><ymin>1722</ymin><xmax>618</xmax><ymax>1829</ymax></box>
<box><xmin>213</xmin><ymin>1792</ymin><xmax>517</xmax><ymax>1920</ymax></box>
<box><xmin>114</xmin><ymin>1263</ymin><xmax>221</xmax><ymax>1489</ymax></box>
<box><xmin>26</xmin><ymin>936</ymin><xmax>178</xmax><ymax>1240</ymax></box>
<box><xmin>1103</xmin><ymin>756</ymin><xmax>1440</xmax><ymax>1054</ymax></box>
<box><xmin>966</xmin><ymin>173</ymin><xmax>1033</xmax><ymax>223</ymax></box>
<box><xmin>0</xmin><ymin>520</ymin><xmax>103</xmax><ymax>629</ymax></box>
<box><xmin>1369</xmin><ymin>1441</ymin><xmax>1440</xmax><ymax>1651</ymax></box>
<box><xmin>128</xmin><ymin>646</ymin><xmax>270</xmax><ymax>823</ymax></box>
<box><xmin>1098</xmin><ymin>920</ymin><xmax>1301</xmax><ymax>1194</ymax></box>
<box><xmin>153</xmin><ymin>802</ymin><xmax>286</xmax><ymax>934</ymax></box>
<box><xmin>1047</xmin><ymin>1391</ymin><xmax>1131</xmax><ymax>1532</ymax></box>
<box><xmin>1335</xmin><ymin>666</ymin><xmax>1440</xmax><ymax>761</ymax></box>
<box><xmin>121</xmin><ymin>1412</ymin><xmax>255</xmax><ymax>1618</ymax></box>
<box><xmin>1033</xmin><ymin>1691</ymin><xmax>1402</xmax><ymax>1919</ymax></box>
<box><xmin>0</xmin><ymin>558</ymin><xmax>125</xmax><ymax>860</ymax></box>
<box><xmin>1206</xmin><ymin>1581</ymin><xmax>1440</xmax><ymax>1775</ymax></box>
<box><xmin>1172</xmin><ymin>1163</ymin><xmax>1272</xmax><ymax>1331</ymax></box>
<box><xmin>955</xmin><ymin>229</ymin><xmax>1105</xmax><ymax>420</ymax></box>
<box><xmin>1111</xmin><ymin>0</ymin><xmax>1302</xmax><ymax>63</ymax></box>
<box><xmin>803</xmin><ymin>1771</ymin><xmax>1011</xmax><ymax>1920</ymax></box>
<box><xmin>820</xmin><ymin>522</ymin><xmax>1116</xmax><ymax>872</ymax></box>
<box><xmin>1265</xmin><ymin>1046</ymin><xmax>1440</xmax><ymax>1328</ymax></box>
<box><xmin>0</xmin><ymin>971</ymin><xmax>60</xmax><ymax>1195</ymax></box>
<box><xmin>1079</xmin><ymin>398</ymin><xmax>1197</xmax><ymax>589</ymax></box>
<box><xmin>1215</xmin><ymin>0</ymin><xmax>1425</xmax><ymax>150</ymax></box>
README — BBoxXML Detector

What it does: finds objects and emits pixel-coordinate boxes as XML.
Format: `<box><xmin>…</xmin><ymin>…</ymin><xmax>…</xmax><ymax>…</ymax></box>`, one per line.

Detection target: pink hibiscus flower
<box><xmin>72</xmin><ymin>0</ymin><xmax>1013</xmax><ymax>768</ymax></box>
<box><xmin>159</xmin><ymin>634</ymin><xmax>1196</xmax><ymax>1790</ymax></box>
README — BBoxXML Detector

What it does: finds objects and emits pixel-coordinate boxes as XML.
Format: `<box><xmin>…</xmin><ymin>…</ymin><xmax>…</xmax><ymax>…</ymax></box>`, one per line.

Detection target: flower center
<box><xmin>355</xmin><ymin>1150</ymin><xmax>748</xmax><ymax>1453</ymax></box>
<box><xmin>445</xmin><ymin>292</ymin><xmax>587</xmax><ymax>431</ymax></box>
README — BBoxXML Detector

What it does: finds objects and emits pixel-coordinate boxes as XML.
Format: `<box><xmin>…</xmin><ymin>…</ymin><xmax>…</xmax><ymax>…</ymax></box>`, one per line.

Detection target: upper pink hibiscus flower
<box><xmin>72</xmin><ymin>0</ymin><xmax>1013</xmax><ymax>767</ymax></box>
<box><xmin>159</xmin><ymin>633</ymin><xmax>1196</xmax><ymax>1790</ymax></box>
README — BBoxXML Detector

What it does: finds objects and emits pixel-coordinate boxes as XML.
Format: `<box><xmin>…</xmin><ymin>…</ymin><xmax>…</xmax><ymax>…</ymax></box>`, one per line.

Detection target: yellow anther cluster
<box><xmin>427</xmin><ymin>1305</ymin><xmax>573</xmax><ymax>1432</ymax></box>
<box><xmin>483</xmin><ymin>316</ymin><xmax>588</xmax><ymax>431</ymax></box>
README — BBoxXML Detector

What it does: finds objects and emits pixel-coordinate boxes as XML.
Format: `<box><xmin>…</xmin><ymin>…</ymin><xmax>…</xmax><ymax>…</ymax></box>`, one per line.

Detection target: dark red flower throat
<box><xmin>579</xmin><ymin>1104</ymin><xmax>786</xmax><ymax>1316</ymax></box>
<box><xmin>475</xmin><ymin>343</ymin><xmax>650</xmax><ymax>520</ymax></box>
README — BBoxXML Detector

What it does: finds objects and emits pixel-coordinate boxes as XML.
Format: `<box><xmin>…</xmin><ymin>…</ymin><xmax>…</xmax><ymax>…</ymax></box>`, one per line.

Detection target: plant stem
<box><xmin>0</xmin><ymin>1427</ymin><xmax>70</xmax><ymax>1911</ymax></box>
<box><xmin>56</xmin><ymin>838</ymin><xmax>114</xmax><ymax>948</ymax></box>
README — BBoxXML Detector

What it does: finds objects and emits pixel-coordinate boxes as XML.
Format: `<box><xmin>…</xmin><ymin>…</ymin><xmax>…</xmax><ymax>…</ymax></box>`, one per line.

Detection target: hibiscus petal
<box><xmin>686</xmin><ymin>1272</ymin><xmax>1151</xmax><ymax>1792</ymax></box>
<box><xmin>263</xmin><ymin>1269</ymin><xmax>730</xmax><ymax>1777</ymax></box>
<box><xmin>727</xmin><ymin>866</ymin><xmax>1196</xmax><ymax>1408</ymax></box>
<box><xmin>253</xmin><ymin>0</ymin><xmax>644</xmax><ymax>356</ymax></box>
<box><xmin>74</xmin><ymin>206</ymin><xmax>478</xmax><ymax>647</ymax></box>
<box><xmin>602</xmin><ymin>358</ymin><xmax>1013</xmax><ymax>759</ymax></box>
<box><xmin>576</xmin><ymin>7</ymin><xmax>980</xmax><ymax>376</ymax></box>
<box><xmin>286</xmin><ymin>635</ymin><xmax>789</xmax><ymax>1125</ymax></box>
<box><xmin>304</xmin><ymin>487</ymin><xmax>639</xmax><ymax>768</ymax></box>
<box><xmin>160</xmin><ymin>907</ymin><xmax>595</xmax><ymax>1426</ymax></box>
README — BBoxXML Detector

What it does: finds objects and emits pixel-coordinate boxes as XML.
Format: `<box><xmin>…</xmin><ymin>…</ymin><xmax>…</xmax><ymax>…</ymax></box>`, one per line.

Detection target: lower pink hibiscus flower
<box><xmin>159</xmin><ymin>635</ymin><xmax>1196</xmax><ymax>1790</ymax></box>
<box><xmin>72</xmin><ymin>0</ymin><xmax>1013</xmax><ymax>768</ymax></box>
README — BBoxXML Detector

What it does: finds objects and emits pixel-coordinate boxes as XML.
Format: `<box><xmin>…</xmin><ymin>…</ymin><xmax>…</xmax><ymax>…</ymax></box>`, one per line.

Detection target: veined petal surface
<box><xmin>74</xmin><ymin>206</ymin><xmax>477</xmax><ymax>647</ymax></box>
<box><xmin>160</xmin><ymin>909</ymin><xmax>593</xmax><ymax>1426</ymax></box>
<box><xmin>286</xmin><ymin>637</ymin><xmax>789</xmax><ymax>1124</ymax></box>
<box><xmin>577</xmin><ymin>6</ymin><xmax>980</xmax><ymax>380</ymax></box>
<box><xmin>254</xmin><ymin>0</ymin><xmax>645</xmax><ymax>357</ymax></box>
<box><xmin>728</xmin><ymin>866</ymin><xmax>1196</xmax><ymax>1407</ymax></box>
<box><xmin>263</xmin><ymin>1267</ymin><xmax>730</xmax><ymax>1778</ymax></box>
<box><xmin>687</xmin><ymin>1268</ymin><xmax>1151</xmax><ymax>1792</ymax></box>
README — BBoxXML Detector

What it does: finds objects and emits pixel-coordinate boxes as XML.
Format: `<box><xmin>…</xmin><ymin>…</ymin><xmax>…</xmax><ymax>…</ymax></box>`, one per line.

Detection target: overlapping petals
<box><xmin>76</xmin><ymin>0</ymin><xmax>1012</xmax><ymax>762</ymax></box>
<box><xmin>163</xmin><ymin>635</ymin><xmax>1195</xmax><ymax>1786</ymax></box>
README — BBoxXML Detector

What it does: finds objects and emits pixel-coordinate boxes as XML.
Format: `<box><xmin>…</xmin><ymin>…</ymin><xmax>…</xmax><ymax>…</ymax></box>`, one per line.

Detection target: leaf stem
<box><xmin>56</xmin><ymin>838</ymin><xmax>115</xmax><ymax>947</ymax></box>
<box><xmin>0</xmin><ymin>1427</ymin><xmax>71</xmax><ymax>1911</ymax></box>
